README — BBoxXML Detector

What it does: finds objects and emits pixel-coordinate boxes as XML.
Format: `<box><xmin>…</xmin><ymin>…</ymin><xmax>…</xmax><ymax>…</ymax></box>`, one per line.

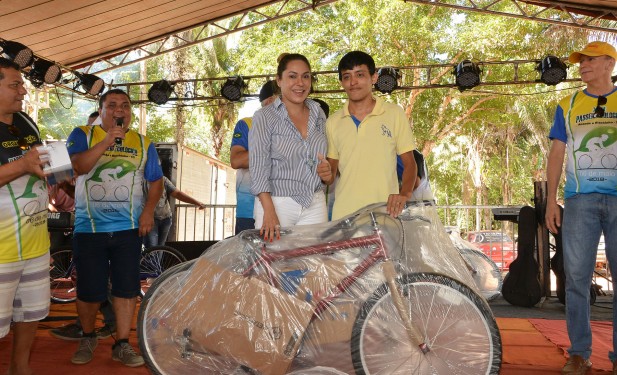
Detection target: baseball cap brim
<box><xmin>569</xmin><ymin>42</ymin><xmax>617</xmax><ymax>63</ymax></box>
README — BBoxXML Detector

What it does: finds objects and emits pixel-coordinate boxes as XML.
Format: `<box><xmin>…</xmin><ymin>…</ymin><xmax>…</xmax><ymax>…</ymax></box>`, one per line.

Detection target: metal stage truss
<box><xmin>403</xmin><ymin>0</ymin><xmax>617</xmax><ymax>34</ymax></box>
<box><xmin>10</xmin><ymin>0</ymin><xmax>616</xmax><ymax>100</ymax></box>
<box><xmin>111</xmin><ymin>58</ymin><xmax>584</xmax><ymax>104</ymax></box>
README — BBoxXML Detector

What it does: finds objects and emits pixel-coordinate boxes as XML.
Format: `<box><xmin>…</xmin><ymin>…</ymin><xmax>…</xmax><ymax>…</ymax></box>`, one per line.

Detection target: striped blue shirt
<box><xmin>249</xmin><ymin>97</ymin><xmax>327</xmax><ymax>208</ymax></box>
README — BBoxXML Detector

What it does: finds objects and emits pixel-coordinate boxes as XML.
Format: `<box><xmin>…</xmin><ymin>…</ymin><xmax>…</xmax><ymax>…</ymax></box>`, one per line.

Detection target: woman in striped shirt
<box><xmin>249</xmin><ymin>53</ymin><xmax>331</xmax><ymax>242</ymax></box>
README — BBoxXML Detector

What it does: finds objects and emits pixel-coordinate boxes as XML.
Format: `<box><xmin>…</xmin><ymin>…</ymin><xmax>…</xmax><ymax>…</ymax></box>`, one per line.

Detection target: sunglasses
<box><xmin>7</xmin><ymin>124</ymin><xmax>30</xmax><ymax>150</ymax></box>
<box><xmin>594</xmin><ymin>95</ymin><xmax>607</xmax><ymax>118</ymax></box>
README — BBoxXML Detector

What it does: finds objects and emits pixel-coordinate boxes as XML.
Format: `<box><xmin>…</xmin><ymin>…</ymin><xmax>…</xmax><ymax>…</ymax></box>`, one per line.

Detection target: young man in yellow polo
<box><xmin>322</xmin><ymin>51</ymin><xmax>417</xmax><ymax>220</ymax></box>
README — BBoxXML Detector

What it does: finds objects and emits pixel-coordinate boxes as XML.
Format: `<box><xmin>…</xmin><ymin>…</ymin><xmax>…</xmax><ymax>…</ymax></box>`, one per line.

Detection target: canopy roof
<box><xmin>0</xmin><ymin>0</ymin><xmax>614</xmax><ymax>73</ymax></box>
<box><xmin>0</xmin><ymin>0</ymin><xmax>279</xmax><ymax>68</ymax></box>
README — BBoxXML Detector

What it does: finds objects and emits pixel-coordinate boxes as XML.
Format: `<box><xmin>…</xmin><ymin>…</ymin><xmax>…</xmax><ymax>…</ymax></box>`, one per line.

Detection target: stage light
<box><xmin>75</xmin><ymin>72</ymin><xmax>105</xmax><ymax>96</ymax></box>
<box><xmin>537</xmin><ymin>56</ymin><xmax>567</xmax><ymax>86</ymax></box>
<box><xmin>221</xmin><ymin>76</ymin><xmax>246</xmax><ymax>102</ymax></box>
<box><xmin>0</xmin><ymin>40</ymin><xmax>34</xmax><ymax>69</ymax></box>
<box><xmin>27</xmin><ymin>58</ymin><xmax>62</xmax><ymax>87</ymax></box>
<box><xmin>148</xmin><ymin>80</ymin><xmax>174</xmax><ymax>104</ymax></box>
<box><xmin>453</xmin><ymin>60</ymin><xmax>481</xmax><ymax>92</ymax></box>
<box><xmin>374</xmin><ymin>67</ymin><xmax>399</xmax><ymax>94</ymax></box>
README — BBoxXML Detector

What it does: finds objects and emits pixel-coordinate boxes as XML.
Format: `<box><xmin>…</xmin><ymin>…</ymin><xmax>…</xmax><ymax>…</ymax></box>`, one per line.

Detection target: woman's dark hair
<box><xmin>277</xmin><ymin>53</ymin><xmax>311</xmax><ymax>78</ymax></box>
<box><xmin>337</xmin><ymin>51</ymin><xmax>376</xmax><ymax>81</ymax></box>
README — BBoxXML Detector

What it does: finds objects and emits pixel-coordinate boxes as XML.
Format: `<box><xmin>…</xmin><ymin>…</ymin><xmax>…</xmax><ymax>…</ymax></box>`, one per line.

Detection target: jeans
<box><xmin>235</xmin><ymin>217</ymin><xmax>255</xmax><ymax>235</ymax></box>
<box><xmin>563</xmin><ymin>193</ymin><xmax>617</xmax><ymax>361</ymax></box>
<box><xmin>144</xmin><ymin>216</ymin><xmax>172</xmax><ymax>248</ymax></box>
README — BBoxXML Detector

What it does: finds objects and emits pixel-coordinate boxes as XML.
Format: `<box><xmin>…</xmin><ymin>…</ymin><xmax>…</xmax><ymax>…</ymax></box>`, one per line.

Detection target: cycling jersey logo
<box><xmin>575</xmin><ymin>126</ymin><xmax>617</xmax><ymax>169</ymax></box>
<box><xmin>89</xmin><ymin>159</ymin><xmax>136</xmax><ymax>183</ymax></box>
<box><xmin>87</xmin><ymin>159</ymin><xmax>137</xmax><ymax>202</ymax></box>
<box><xmin>15</xmin><ymin>175</ymin><xmax>47</xmax><ymax>217</ymax></box>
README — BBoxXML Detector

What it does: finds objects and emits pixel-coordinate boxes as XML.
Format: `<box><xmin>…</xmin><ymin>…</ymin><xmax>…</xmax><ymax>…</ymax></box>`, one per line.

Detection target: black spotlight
<box><xmin>0</xmin><ymin>40</ymin><xmax>34</xmax><ymax>69</ymax></box>
<box><xmin>148</xmin><ymin>80</ymin><xmax>174</xmax><ymax>105</ymax></box>
<box><xmin>28</xmin><ymin>58</ymin><xmax>62</xmax><ymax>87</ymax></box>
<box><xmin>537</xmin><ymin>56</ymin><xmax>567</xmax><ymax>86</ymax></box>
<box><xmin>75</xmin><ymin>72</ymin><xmax>105</xmax><ymax>96</ymax></box>
<box><xmin>454</xmin><ymin>60</ymin><xmax>481</xmax><ymax>92</ymax></box>
<box><xmin>375</xmin><ymin>67</ymin><xmax>399</xmax><ymax>94</ymax></box>
<box><xmin>221</xmin><ymin>76</ymin><xmax>246</xmax><ymax>102</ymax></box>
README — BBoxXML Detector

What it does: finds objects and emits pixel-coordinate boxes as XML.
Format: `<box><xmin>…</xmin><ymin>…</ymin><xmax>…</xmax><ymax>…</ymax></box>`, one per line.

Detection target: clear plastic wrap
<box><xmin>447</xmin><ymin>227</ymin><xmax>504</xmax><ymax>301</ymax></box>
<box><xmin>138</xmin><ymin>202</ymin><xmax>502</xmax><ymax>374</ymax></box>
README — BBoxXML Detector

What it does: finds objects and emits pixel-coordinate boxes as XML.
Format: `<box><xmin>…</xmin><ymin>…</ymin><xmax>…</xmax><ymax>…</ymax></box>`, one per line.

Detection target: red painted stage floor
<box><xmin>0</xmin><ymin>296</ymin><xmax>614</xmax><ymax>374</ymax></box>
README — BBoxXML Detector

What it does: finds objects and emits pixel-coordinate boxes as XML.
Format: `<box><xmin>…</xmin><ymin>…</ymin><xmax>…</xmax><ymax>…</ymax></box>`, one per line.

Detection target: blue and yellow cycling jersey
<box><xmin>67</xmin><ymin>126</ymin><xmax>163</xmax><ymax>233</ymax></box>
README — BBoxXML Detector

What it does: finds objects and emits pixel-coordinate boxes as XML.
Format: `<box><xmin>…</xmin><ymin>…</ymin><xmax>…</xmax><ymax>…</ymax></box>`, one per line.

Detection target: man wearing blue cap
<box><xmin>230</xmin><ymin>81</ymin><xmax>278</xmax><ymax>234</ymax></box>
<box><xmin>545</xmin><ymin>41</ymin><xmax>617</xmax><ymax>374</ymax></box>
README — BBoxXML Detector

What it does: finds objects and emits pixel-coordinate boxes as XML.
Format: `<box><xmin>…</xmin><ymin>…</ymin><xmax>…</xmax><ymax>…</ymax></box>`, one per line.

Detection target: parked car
<box><xmin>466</xmin><ymin>230</ymin><xmax>516</xmax><ymax>271</ymax></box>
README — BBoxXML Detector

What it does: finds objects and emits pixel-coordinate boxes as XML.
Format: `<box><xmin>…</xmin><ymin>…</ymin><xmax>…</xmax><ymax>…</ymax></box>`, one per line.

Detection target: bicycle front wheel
<box><xmin>49</xmin><ymin>248</ymin><xmax>77</xmax><ymax>303</ymax></box>
<box><xmin>351</xmin><ymin>272</ymin><xmax>501</xmax><ymax>375</ymax></box>
<box><xmin>140</xmin><ymin>245</ymin><xmax>187</xmax><ymax>297</ymax></box>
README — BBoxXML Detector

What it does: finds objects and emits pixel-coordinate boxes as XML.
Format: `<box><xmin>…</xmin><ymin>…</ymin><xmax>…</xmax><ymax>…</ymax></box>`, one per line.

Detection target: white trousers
<box><xmin>254</xmin><ymin>191</ymin><xmax>327</xmax><ymax>229</ymax></box>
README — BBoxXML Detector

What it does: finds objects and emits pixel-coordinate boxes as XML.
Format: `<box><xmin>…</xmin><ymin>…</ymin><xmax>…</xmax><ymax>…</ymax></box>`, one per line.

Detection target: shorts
<box><xmin>73</xmin><ymin>229</ymin><xmax>142</xmax><ymax>302</ymax></box>
<box><xmin>0</xmin><ymin>252</ymin><xmax>50</xmax><ymax>338</ymax></box>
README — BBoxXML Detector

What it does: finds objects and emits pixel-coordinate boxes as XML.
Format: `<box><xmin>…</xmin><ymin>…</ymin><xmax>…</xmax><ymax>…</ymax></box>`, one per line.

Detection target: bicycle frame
<box><xmin>241</xmin><ymin>212</ymin><xmax>429</xmax><ymax>353</ymax></box>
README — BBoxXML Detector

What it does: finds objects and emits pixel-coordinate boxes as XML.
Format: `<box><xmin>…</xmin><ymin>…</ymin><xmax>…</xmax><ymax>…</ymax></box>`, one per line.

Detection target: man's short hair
<box><xmin>313</xmin><ymin>98</ymin><xmax>330</xmax><ymax>118</ymax></box>
<box><xmin>0</xmin><ymin>57</ymin><xmax>21</xmax><ymax>81</ymax></box>
<box><xmin>337</xmin><ymin>51</ymin><xmax>376</xmax><ymax>81</ymax></box>
<box><xmin>259</xmin><ymin>81</ymin><xmax>278</xmax><ymax>102</ymax></box>
<box><xmin>98</xmin><ymin>89</ymin><xmax>131</xmax><ymax>109</ymax></box>
<box><xmin>88</xmin><ymin>111</ymin><xmax>99</xmax><ymax>119</ymax></box>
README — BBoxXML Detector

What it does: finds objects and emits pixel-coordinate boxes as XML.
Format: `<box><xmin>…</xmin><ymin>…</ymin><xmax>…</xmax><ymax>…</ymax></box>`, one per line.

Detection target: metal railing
<box><xmin>170</xmin><ymin>203</ymin><xmax>611</xmax><ymax>292</ymax></box>
<box><xmin>172</xmin><ymin>203</ymin><xmax>236</xmax><ymax>241</ymax></box>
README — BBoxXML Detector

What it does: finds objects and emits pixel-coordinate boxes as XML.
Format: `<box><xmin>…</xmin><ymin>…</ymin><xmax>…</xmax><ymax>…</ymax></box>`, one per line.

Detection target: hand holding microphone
<box><xmin>115</xmin><ymin>118</ymin><xmax>123</xmax><ymax>145</ymax></box>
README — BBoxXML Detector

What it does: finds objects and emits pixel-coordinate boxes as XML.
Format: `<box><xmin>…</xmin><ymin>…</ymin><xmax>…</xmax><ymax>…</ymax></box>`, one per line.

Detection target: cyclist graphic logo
<box><xmin>575</xmin><ymin>126</ymin><xmax>617</xmax><ymax>170</ymax></box>
<box><xmin>16</xmin><ymin>175</ymin><xmax>48</xmax><ymax>217</ymax></box>
<box><xmin>87</xmin><ymin>159</ymin><xmax>136</xmax><ymax>202</ymax></box>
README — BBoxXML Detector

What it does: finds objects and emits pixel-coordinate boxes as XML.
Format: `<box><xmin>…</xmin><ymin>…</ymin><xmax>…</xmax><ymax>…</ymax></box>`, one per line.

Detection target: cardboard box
<box><xmin>305</xmin><ymin>301</ymin><xmax>358</xmax><ymax>345</ymax></box>
<box><xmin>38</xmin><ymin>142</ymin><xmax>73</xmax><ymax>184</ymax></box>
<box><xmin>277</xmin><ymin>256</ymin><xmax>350</xmax><ymax>304</ymax></box>
<box><xmin>168</xmin><ymin>258</ymin><xmax>314</xmax><ymax>375</ymax></box>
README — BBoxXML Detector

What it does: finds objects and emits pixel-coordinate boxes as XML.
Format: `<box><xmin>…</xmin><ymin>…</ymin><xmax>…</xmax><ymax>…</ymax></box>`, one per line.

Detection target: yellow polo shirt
<box><xmin>326</xmin><ymin>96</ymin><xmax>415</xmax><ymax>220</ymax></box>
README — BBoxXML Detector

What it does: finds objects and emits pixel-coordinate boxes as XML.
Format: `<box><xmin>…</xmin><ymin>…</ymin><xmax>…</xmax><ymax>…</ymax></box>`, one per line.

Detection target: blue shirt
<box><xmin>67</xmin><ymin>126</ymin><xmax>163</xmax><ymax>233</ymax></box>
<box><xmin>549</xmin><ymin>88</ymin><xmax>617</xmax><ymax>198</ymax></box>
<box><xmin>231</xmin><ymin>118</ymin><xmax>254</xmax><ymax>219</ymax></box>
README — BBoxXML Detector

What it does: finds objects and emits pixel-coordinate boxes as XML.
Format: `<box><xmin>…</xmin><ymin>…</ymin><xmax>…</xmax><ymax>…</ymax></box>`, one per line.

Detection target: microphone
<box><xmin>115</xmin><ymin>118</ymin><xmax>123</xmax><ymax>145</ymax></box>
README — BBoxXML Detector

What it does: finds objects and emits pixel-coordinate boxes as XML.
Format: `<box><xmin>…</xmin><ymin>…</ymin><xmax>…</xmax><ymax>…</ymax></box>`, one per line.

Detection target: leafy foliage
<box><xmin>31</xmin><ymin>0</ymin><xmax>609</xmax><ymax>231</ymax></box>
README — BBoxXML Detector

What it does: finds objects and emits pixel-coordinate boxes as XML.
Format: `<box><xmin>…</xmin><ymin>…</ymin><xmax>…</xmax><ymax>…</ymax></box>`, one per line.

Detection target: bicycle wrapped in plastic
<box><xmin>138</xmin><ymin>202</ymin><xmax>502</xmax><ymax>374</ymax></box>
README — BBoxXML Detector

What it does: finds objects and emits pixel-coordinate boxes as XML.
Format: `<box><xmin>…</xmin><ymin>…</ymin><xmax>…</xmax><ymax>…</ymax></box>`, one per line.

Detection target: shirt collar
<box><xmin>272</xmin><ymin>96</ymin><xmax>321</xmax><ymax>118</ymax></box>
<box><xmin>342</xmin><ymin>95</ymin><xmax>385</xmax><ymax>118</ymax></box>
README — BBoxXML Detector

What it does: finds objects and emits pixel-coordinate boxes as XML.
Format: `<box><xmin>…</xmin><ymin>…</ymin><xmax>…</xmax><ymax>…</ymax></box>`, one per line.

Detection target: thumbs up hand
<box><xmin>316</xmin><ymin>153</ymin><xmax>332</xmax><ymax>184</ymax></box>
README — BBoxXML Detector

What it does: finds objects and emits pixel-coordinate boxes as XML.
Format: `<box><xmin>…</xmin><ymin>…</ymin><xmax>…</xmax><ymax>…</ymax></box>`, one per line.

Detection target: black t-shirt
<box><xmin>0</xmin><ymin>112</ymin><xmax>41</xmax><ymax>164</ymax></box>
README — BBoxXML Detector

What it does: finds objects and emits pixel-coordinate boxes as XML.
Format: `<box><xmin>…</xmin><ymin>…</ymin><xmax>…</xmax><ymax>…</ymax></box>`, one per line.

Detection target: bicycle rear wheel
<box><xmin>49</xmin><ymin>248</ymin><xmax>77</xmax><ymax>303</ymax></box>
<box><xmin>140</xmin><ymin>245</ymin><xmax>187</xmax><ymax>297</ymax></box>
<box><xmin>351</xmin><ymin>272</ymin><xmax>501</xmax><ymax>375</ymax></box>
<box><xmin>459</xmin><ymin>248</ymin><xmax>503</xmax><ymax>301</ymax></box>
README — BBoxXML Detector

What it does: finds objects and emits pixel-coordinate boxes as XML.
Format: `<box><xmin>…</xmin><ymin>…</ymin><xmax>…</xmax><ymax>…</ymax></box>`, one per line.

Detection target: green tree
<box><xmin>231</xmin><ymin>0</ymin><xmax>594</xmax><ymax>213</ymax></box>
